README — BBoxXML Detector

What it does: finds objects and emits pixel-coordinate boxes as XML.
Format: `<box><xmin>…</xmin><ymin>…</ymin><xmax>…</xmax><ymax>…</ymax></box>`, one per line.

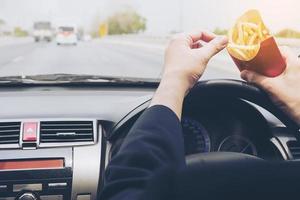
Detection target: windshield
<box><xmin>0</xmin><ymin>0</ymin><xmax>299</xmax><ymax>81</ymax></box>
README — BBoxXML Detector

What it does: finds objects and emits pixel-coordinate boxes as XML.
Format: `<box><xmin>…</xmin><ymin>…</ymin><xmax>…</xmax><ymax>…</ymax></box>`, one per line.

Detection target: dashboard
<box><xmin>0</xmin><ymin>81</ymin><xmax>298</xmax><ymax>200</ymax></box>
<box><xmin>181</xmin><ymin>99</ymin><xmax>280</xmax><ymax>159</ymax></box>
<box><xmin>0</xmin><ymin>86</ymin><xmax>152</xmax><ymax>200</ymax></box>
<box><xmin>111</xmin><ymin>96</ymin><xmax>282</xmax><ymax>161</ymax></box>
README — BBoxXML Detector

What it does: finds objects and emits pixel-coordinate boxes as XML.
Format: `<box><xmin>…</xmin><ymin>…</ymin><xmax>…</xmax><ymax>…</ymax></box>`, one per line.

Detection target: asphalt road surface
<box><xmin>0</xmin><ymin>37</ymin><xmax>240</xmax><ymax>80</ymax></box>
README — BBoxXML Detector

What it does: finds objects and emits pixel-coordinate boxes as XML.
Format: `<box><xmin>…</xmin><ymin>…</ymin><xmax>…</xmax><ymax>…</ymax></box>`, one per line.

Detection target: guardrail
<box><xmin>104</xmin><ymin>34</ymin><xmax>300</xmax><ymax>48</ymax></box>
<box><xmin>276</xmin><ymin>38</ymin><xmax>300</xmax><ymax>47</ymax></box>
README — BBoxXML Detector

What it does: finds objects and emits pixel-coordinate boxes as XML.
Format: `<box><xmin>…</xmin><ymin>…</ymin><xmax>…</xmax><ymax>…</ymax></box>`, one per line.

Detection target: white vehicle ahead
<box><xmin>33</xmin><ymin>21</ymin><xmax>53</xmax><ymax>42</ymax></box>
<box><xmin>56</xmin><ymin>25</ymin><xmax>78</xmax><ymax>45</ymax></box>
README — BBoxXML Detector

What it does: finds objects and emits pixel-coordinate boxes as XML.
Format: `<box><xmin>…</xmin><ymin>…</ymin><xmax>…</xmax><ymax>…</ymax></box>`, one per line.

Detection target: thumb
<box><xmin>241</xmin><ymin>70</ymin><xmax>270</xmax><ymax>87</ymax></box>
<box><xmin>200</xmin><ymin>36</ymin><xmax>228</xmax><ymax>59</ymax></box>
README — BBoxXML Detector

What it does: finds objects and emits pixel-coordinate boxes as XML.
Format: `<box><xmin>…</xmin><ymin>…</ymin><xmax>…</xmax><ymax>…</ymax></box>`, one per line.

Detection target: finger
<box><xmin>189</xmin><ymin>31</ymin><xmax>216</xmax><ymax>43</ymax></box>
<box><xmin>199</xmin><ymin>36</ymin><xmax>228</xmax><ymax>59</ymax></box>
<box><xmin>240</xmin><ymin>70</ymin><xmax>270</xmax><ymax>86</ymax></box>
<box><xmin>191</xmin><ymin>41</ymin><xmax>203</xmax><ymax>49</ymax></box>
<box><xmin>168</xmin><ymin>33</ymin><xmax>192</xmax><ymax>49</ymax></box>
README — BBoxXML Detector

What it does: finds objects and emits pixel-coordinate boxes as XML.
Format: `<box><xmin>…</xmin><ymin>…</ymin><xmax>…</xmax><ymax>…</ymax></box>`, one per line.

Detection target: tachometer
<box><xmin>218</xmin><ymin>135</ymin><xmax>257</xmax><ymax>156</ymax></box>
<box><xmin>182</xmin><ymin>117</ymin><xmax>211</xmax><ymax>155</ymax></box>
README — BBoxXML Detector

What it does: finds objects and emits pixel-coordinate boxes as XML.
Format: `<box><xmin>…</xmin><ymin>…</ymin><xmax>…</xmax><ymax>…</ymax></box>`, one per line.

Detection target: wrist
<box><xmin>150</xmin><ymin>72</ymin><xmax>190</xmax><ymax>119</ymax></box>
<box><xmin>161</xmin><ymin>71</ymin><xmax>192</xmax><ymax>95</ymax></box>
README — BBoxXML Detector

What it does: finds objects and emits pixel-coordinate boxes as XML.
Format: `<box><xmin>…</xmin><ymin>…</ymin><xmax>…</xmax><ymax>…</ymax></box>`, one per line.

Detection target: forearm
<box><xmin>100</xmin><ymin>105</ymin><xmax>185</xmax><ymax>200</ymax></box>
<box><xmin>100</xmin><ymin>31</ymin><xmax>228</xmax><ymax>200</ymax></box>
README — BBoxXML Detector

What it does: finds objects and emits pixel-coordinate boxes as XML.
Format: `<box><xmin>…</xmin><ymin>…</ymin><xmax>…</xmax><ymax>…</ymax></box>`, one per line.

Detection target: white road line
<box><xmin>12</xmin><ymin>56</ymin><xmax>24</xmax><ymax>63</ymax></box>
<box><xmin>99</xmin><ymin>39</ymin><xmax>165</xmax><ymax>52</ymax></box>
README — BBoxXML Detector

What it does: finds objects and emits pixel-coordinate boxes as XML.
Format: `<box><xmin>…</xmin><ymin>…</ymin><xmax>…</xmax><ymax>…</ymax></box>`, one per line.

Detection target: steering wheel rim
<box><xmin>185</xmin><ymin>79</ymin><xmax>299</xmax><ymax>132</ymax></box>
<box><xmin>186</xmin><ymin>151</ymin><xmax>263</xmax><ymax>167</ymax></box>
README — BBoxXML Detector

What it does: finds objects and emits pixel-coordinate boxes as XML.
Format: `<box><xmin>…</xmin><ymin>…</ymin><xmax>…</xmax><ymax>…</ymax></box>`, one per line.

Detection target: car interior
<box><xmin>0</xmin><ymin>79</ymin><xmax>299</xmax><ymax>200</ymax></box>
<box><xmin>1</xmin><ymin>1</ymin><xmax>300</xmax><ymax>200</ymax></box>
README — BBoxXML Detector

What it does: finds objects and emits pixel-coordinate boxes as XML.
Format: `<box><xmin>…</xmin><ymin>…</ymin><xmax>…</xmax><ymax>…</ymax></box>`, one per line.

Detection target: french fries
<box><xmin>227</xmin><ymin>9</ymin><xmax>286</xmax><ymax>77</ymax></box>
<box><xmin>227</xmin><ymin>10</ymin><xmax>270</xmax><ymax>61</ymax></box>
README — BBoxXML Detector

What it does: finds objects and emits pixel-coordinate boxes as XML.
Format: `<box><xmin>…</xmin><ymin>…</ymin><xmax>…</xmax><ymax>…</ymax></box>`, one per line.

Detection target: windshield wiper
<box><xmin>0</xmin><ymin>74</ymin><xmax>160</xmax><ymax>86</ymax></box>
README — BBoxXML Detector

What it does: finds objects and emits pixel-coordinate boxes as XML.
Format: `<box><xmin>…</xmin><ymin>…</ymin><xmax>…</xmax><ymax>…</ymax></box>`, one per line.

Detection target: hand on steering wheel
<box><xmin>241</xmin><ymin>46</ymin><xmax>300</xmax><ymax>125</ymax></box>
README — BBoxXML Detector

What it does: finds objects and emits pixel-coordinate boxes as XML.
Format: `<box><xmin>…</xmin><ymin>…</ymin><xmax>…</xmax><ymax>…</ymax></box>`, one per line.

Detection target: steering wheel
<box><xmin>183</xmin><ymin>79</ymin><xmax>300</xmax><ymax>164</ymax></box>
<box><xmin>177</xmin><ymin>80</ymin><xmax>300</xmax><ymax>199</ymax></box>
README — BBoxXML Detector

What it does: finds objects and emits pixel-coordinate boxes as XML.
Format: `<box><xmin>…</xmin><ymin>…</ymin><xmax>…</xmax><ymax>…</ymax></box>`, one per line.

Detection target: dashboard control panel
<box><xmin>0</xmin><ymin>119</ymin><xmax>102</xmax><ymax>200</ymax></box>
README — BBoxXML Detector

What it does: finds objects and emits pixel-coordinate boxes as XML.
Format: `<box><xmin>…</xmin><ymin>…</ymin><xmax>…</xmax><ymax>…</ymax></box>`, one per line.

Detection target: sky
<box><xmin>0</xmin><ymin>0</ymin><xmax>300</xmax><ymax>34</ymax></box>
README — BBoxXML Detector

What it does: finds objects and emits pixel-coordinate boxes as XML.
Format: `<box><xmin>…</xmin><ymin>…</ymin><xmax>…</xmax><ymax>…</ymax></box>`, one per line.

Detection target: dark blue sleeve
<box><xmin>99</xmin><ymin>105</ymin><xmax>186</xmax><ymax>200</ymax></box>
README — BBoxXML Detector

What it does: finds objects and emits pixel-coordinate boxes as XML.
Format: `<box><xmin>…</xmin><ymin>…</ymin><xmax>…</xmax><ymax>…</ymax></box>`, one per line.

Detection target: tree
<box><xmin>106</xmin><ymin>10</ymin><xmax>146</xmax><ymax>35</ymax></box>
<box><xmin>213</xmin><ymin>27</ymin><xmax>228</xmax><ymax>35</ymax></box>
<box><xmin>14</xmin><ymin>27</ymin><xmax>28</xmax><ymax>37</ymax></box>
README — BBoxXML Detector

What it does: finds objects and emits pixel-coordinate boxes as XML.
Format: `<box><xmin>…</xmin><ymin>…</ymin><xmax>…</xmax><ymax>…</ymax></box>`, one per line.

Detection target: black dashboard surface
<box><xmin>0</xmin><ymin>87</ymin><xmax>154</xmax><ymax>124</ymax></box>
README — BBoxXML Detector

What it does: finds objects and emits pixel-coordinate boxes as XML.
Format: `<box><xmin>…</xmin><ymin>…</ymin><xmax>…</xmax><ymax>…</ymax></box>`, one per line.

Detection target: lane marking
<box><xmin>99</xmin><ymin>39</ymin><xmax>165</xmax><ymax>52</ymax></box>
<box><xmin>12</xmin><ymin>56</ymin><xmax>24</xmax><ymax>63</ymax></box>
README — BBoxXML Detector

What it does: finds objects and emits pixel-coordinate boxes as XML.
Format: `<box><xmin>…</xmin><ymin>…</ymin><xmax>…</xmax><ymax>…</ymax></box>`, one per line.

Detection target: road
<box><xmin>0</xmin><ymin>37</ymin><xmax>241</xmax><ymax>80</ymax></box>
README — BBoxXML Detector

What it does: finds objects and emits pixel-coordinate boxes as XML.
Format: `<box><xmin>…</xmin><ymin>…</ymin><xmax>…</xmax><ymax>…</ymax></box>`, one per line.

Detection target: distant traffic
<box><xmin>32</xmin><ymin>21</ymin><xmax>87</xmax><ymax>46</ymax></box>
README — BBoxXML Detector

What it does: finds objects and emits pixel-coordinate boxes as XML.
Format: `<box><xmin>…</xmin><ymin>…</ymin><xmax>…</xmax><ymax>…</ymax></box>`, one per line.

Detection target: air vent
<box><xmin>287</xmin><ymin>141</ymin><xmax>300</xmax><ymax>159</ymax></box>
<box><xmin>40</xmin><ymin>121</ymin><xmax>94</xmax><ymax>143</ymax></box>
<box><xmin>0</xmin><ymin>122</ymin><xmax>21</xmax><ymax>144</ymax></box>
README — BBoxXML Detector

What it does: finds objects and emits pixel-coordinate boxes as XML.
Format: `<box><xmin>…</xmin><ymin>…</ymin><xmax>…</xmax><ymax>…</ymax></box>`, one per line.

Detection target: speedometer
<box><xmin>218</xmin><ymin>135</ymin><xmax>257</xmax><ymax>156</ymax></box>
<box><xmin>182</xmin><ymin>117</ymin><xmax>211</xmax><ymax>155</ymax></box>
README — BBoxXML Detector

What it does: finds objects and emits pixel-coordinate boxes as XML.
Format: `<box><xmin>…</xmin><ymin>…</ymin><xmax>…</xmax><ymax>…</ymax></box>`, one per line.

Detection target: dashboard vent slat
<box><xmin>287</xmin><ymin>141</ymin><xmax>300</xmax><ymax>160</ymax></box>
<box><xmin>40</xmin><ymin>121</ymin><xmax>94</xmax><ymax>143</ymax></box>
<box><xmin>0</xmin><ymin>122</ymin><xmax>21</xmax><ymax>145</ymax></box>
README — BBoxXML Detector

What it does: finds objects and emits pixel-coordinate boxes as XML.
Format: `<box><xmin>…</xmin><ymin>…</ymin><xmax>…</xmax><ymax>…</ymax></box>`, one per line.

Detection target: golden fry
<box><xmin>237</xmin><ymin>23</ymin><xmax>244</xmax><ymax>44</ymax></box>
<box><xmin>248</xmin><ymin>33</ymin><xmax>258</xmax><ymax>45</ymax></box>
<box><xmin>228</xmin><ymin>48</ymin><xmax>248</xmax><ymax>60</ymax></box>
<box><xmin>227</xmin><ymin>10</ymin><xmax>270</xmax><ymax>61</ymax></box>
<box><xmin>263</xmin><ymin>30</ymin><xmax>268</xmax><ymax>35</ymax></box>
<box><xmin>241</xmin><ymin>22</ymin><xmax>259</xmax><ymax>30</ymax></box>
<box><xmin>257</xmin><ymin>22</ymin><xmax>263</xmax><ymax>39</ymax></box>
<box><xmin>228</xmin><ymin>43</ymin><xmax>258</xmax><ymax>50</ymax></box>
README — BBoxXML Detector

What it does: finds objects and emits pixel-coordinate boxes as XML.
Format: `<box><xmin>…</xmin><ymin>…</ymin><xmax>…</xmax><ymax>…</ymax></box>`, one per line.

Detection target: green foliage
<box><xmin>14</xmin><ymin>27</ymin><xmax>28</xmax><ymax>37</ymax></box>
<box><xmin>107</xmin><ymin>10</ymin><xmax>146</xmax><ymax>35</ymax></box>
<box><xmin>90</xmin><ymin>31</ymin><xmax>99</xmax><ymax>38</ymax></box>
<box><xmin>213</xmin><ymin>28</ymin><xmax>228</xmax><ymax>35</ymax></box>
<box><xmin>275</xmin><ymin>29</ymin><xmax>300</xmax><ymax>39</ymax></box>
